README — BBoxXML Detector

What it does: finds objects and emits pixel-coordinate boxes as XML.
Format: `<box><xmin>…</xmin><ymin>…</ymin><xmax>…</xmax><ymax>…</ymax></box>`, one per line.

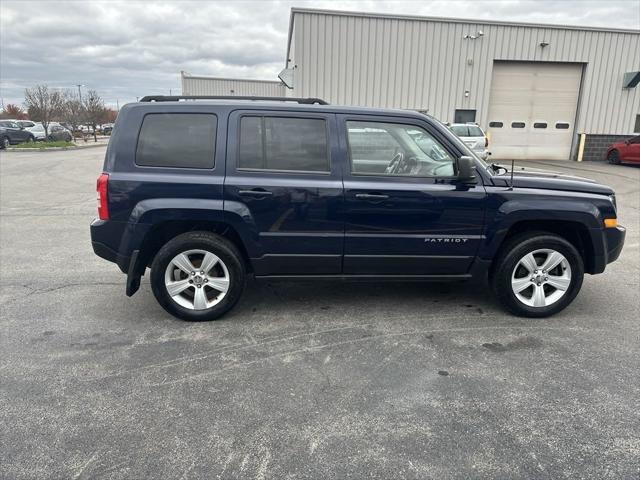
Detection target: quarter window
<box><xmin>555</xmin><ymin>122</ymin><xmax>570</xmax><ymax>130</ymax></box>
<box><xmin>238</xmin><ymin>116</ymin><xmax>329</xmax><ymax>172</ymax></box>
<box><xmin>346</xmin><ymin>121</ymin><xmax>455</xmax><ymax>177</ymax></box>
<box><xmin>511</xmin><ymin>122</ymin><xmax>526</xmax><ymax>129</ymax></box>
<box><xmin>136</xmin><ymin>113</ymin><xmax>217</xmax><ymax>169</ymax></box>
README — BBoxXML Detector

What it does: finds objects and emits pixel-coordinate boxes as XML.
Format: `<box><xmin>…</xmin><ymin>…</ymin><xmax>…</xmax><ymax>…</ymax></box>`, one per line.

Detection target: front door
<box><xmin>339</xmin><ymin>115</ymin><xmax>486</xmax><ymax>276</ymax></box>
<box><xmin>224</xmin><ymin>110</ymin><xmax>344</xmax><ymax>276</ymax></box>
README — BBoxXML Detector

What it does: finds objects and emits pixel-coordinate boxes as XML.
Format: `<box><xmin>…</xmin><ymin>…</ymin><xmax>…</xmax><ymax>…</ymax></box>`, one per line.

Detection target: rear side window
<box><xmin>136</xmin><ymin>113</ymin><xmax>217</xmax><ymax>169</ymax></box>
<box><xmin>238</xmin><ymin>116</ymin><xmax>329</xmax><ymax>172</ymax></box>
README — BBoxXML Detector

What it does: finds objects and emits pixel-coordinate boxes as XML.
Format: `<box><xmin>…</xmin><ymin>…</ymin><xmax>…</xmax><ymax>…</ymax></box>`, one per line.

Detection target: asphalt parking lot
<box><xmin>1</xmin><ymin>147</ymin><xmax>639</xmax><ymax>479</ymax></box>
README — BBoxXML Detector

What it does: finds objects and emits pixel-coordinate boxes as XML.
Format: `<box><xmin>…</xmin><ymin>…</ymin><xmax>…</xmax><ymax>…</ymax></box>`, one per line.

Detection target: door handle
<box><xmin>238</xmin><ymin>189</ymin><xmax>273</xmax><ymax>197</ymax></box>
<box><xmin>355</xmin><ymin>193</ymin><xmax>389</xmax><ymax>201</ymax></box>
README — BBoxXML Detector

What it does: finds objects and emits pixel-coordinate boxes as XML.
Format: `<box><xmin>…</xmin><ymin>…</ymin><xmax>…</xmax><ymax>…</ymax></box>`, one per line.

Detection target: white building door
<box><xmin>486</xmin><ymin>62</ymin><xmax>583</xmax><ymax>160</ymax></box>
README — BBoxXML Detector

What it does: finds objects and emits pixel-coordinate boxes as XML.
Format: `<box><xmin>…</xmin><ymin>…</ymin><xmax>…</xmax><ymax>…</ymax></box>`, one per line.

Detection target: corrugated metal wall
<box><xmin>181</xmin><ymin>74</ymin><xmax>286</xmax><ymax>97</ymax></box>
<box><xmin>288</xmin><ymin>10</ymin><xmax>640</xmax><ymax>135</ymax></box>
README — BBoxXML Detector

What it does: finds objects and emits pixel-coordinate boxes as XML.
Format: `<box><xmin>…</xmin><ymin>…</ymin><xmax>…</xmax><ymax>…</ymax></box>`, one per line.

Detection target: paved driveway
<box><xmin>1</xmin><ymin>148</ymin><xmax>638</xmax><ymax>479</ymax></box>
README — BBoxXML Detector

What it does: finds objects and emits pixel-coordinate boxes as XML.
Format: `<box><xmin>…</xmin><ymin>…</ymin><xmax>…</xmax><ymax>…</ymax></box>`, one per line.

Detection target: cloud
<box><xmin>1</xmin><ymin>0</ymin><xmax>638</xmax><ymax>108</ymax></box>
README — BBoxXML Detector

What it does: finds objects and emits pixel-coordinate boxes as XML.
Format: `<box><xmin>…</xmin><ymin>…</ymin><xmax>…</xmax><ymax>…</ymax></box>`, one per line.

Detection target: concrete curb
<box><xmin>4</xmin><ymin>142</ymin><xmax>107</xmax><ymax>152</ymax></box>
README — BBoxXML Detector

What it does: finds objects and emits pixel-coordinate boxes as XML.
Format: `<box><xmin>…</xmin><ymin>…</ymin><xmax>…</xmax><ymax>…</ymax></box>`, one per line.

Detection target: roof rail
<box><xmin>138</xmin><ymin>95</ymin><xmax>329</xmax><ymax>105</ymax></box>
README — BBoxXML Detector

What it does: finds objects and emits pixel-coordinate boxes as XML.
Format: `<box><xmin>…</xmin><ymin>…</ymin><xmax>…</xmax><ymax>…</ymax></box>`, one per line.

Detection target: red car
<box><xmin>607</xmin><ymin>135</ymin><xmax>640</xmax><ymax>164</ymax></box>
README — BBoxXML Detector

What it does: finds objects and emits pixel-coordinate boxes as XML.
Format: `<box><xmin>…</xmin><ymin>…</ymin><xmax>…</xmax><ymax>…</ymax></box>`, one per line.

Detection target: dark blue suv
<box><xmin>91</xmin><ymin>96</ymin><xmax>625</xmax><ymax>321</ymax></box>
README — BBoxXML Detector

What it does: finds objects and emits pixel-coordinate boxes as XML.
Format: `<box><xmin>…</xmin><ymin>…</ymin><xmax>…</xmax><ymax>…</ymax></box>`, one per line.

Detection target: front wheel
<box><xmin>150</xmin><ymin>232</ymin><xmax>245</xmax><ymax>321</ymax></box>
<box><xmin>491</xmin><ymin>233</ymin><xmax>584</xmax><ymax>317</ymax></box>
<box><xmin>0</xmin><ymin>137</ymin><xmax>9</xmax><ymax>149</ymax></box>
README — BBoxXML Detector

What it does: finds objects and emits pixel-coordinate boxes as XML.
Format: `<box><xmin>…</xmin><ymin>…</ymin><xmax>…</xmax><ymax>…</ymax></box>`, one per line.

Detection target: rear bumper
<box><xmin>90</xmin><ymin>218</ymin><xmax>130</xmax><ymax>273</ymax></box>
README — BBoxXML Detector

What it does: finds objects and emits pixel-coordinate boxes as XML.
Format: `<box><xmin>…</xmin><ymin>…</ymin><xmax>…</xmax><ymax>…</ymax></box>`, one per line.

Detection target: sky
<box><xmin>1</xmin><ymin>0</ymin><xmax>639</xmax><ymax>109</ymax></box>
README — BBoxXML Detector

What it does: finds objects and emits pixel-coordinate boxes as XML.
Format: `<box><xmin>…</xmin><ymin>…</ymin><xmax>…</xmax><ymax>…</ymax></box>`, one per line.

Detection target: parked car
<box><xmin>449</xmin><ymin>123</ymin><xmax>490</xmax><ymax>160</ymax></box>
<box><xmin>47</xmin><ymin>123</ymin><xmax>73</xmax><ymax>142</ymax></box>
<box><xmin>606</xmin><ymin>135</ymin><xmax>640</xmax><ymax>164</ymax></box>
<box><xmin>91</xmin><ymin>96</ymin><xmax>625</xmax><ymax>321</ymax></box>
<box><xmin>0</xmin><ymin>120</ymin><xmax>36</xmax><ymax>148</ymax></box>
<box><xmin>25</xmin><ymin>122</ymin><xmax>47</xmax><ymax>140</ymax></box>
<box><xmin>102</xmin><ymin>123</ymin><xmax>114</xmax><ymax>135</ymax></box>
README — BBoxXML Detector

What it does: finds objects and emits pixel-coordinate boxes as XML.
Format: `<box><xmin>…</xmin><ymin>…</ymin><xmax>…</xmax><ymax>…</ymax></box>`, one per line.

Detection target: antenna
<box><xmin>509</xmin><ymin>159</ymin><xmax>515</xmax><ymax>190</ymax></box>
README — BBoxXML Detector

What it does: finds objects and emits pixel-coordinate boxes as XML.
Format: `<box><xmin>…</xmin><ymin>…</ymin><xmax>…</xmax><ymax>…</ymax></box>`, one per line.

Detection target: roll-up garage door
<box><xmin>486</xmin><ymin>62</ymin><xmax>583</xmax><ymax>160</ymax></box>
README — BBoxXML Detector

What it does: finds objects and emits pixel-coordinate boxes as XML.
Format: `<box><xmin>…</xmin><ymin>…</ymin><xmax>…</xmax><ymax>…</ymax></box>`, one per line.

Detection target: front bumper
<box><xmin>605</xmin><ymin>225</ymin><xmax>626</xmax><ymax>264</ymax></box>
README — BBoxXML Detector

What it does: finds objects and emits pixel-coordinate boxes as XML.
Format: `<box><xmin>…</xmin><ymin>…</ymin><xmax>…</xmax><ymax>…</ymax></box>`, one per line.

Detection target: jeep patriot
<box><xmin>90</xmin><ymin>96</ymin><xmax>625</xmax><ymax>321</ymax></box>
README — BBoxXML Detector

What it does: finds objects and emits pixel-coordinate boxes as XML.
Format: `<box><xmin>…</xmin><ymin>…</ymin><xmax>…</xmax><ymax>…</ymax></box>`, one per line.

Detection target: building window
<box><xmin>533</xmin><ymin>122</ymin><xmax>548</xmax><ymax>129</ymax></box>
<box><xmin>634</xmin><ymin>114</ymin><xmax>640</xmax><ymax>133</ymax></box>
<box><xmin>136</xmin><ymin>113</ymin><xmax>217</xmax><ymax>169</ymax></box>
<box><xmin>454</xmin><ymin>109</ymin><xmax>476</xmax><ymax>123</ymax></box>
<box><xmin>238</xmin><ymin>116</ymin><xmax>330</xmax><ymax>172</ymax></box>
<box><xmin>555</xmin><ymin>122</ymin><xmax>570</xmax><ymax>129</ymax></box>
<box><xmin>511</xmin><ymin>122</ymin><xmax>526</xmax><ymax>129</ymax></box>
<box><xmin>489</xmin><ymin>121</ymin><xmax>503</xmax><ymax>128</ymax></box>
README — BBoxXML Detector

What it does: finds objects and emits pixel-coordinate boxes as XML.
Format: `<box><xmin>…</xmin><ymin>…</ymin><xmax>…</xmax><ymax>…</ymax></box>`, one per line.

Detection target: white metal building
<box><xmin>181</xmin><ymin>72</ymin><xmax>286</xmax><ymax>97</ymax></box>
<box><xmin>282</xmin><ymin>8</ymin><xmax>640</xmax><ymax>160</ymax></box>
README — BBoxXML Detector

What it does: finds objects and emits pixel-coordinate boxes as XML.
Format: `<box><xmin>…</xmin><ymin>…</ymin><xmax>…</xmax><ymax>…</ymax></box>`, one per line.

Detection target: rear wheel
<box><xmin>491</xmin><ymin>233</ymin><xmax>584</xmax><ymax>317</ymax></box>
<box><xmin>607</xmin><ymin>150</ymin><xmax>620</xmax><ymax>164</ymax></box>
<box><xmin>150</xmin><ymin>232</ymin><xmax>245</xmax><ymax>321</ymax></box>
<box><xmin>1</xmin><ymin>136</ymin><xmax>9</xmax><ymax>149</ymax></box>
<box><xmin>27</xmin><ymin>135</ymin><xmax>35</xmax><ymax>143</ymax></box>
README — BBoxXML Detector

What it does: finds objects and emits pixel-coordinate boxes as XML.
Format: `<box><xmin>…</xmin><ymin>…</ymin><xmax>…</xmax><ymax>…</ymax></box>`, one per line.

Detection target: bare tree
<box><xmin>83</xmin><ymin>90</ymin><xmax>106</xmax><ymax>142</ymax></box>
<box><xmin>61</xmin><ymin>90</ymin><xmax>85</xmax><ymax>139</ymax></box>
<box><xmin>24</xmin><ymin>85</ymin><xmax>64</xmax><ymax>139</ymax></box>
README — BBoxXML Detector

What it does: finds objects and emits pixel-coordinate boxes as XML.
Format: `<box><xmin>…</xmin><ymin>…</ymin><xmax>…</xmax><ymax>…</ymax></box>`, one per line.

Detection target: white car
<box><xmin>449</xmin><ymin>123</ymin><xmax>490</xmax><ymax>160</ymax></box>
<box><xmin>28</xmin><ymin>122</ymin><xmax>73</xmax><ymax>141</ymax></box>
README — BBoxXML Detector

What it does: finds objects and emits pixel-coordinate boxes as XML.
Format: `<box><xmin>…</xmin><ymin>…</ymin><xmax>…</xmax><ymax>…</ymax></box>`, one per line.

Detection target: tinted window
<box><xmin>512</xmin><ymin>122</ymin><xmax>526</xmax><ymax>129</ymax></box>
<box><xmin>555</xmin><ymin>122</ymin><xmax>570</xmax><ymax>130</ymax></box>
<box><xmin>533</xmin><ymin>122</ymin><xmax>548</xmax><ymax>129</ymax></box>
<box><xmin>347</xmin><ymin>121</ymin><xmax>455</xmax><ymax>177</ymax></box>
<box><xmin>238</xmin><ymin>116</ymin><xmax>329</xmax><ymax>172</ymax></box>
<box><xmin>489</xmin><ymin>122</ymin><xmax>503</xmax><ymax>128</ymax></box>
<box><xmin>136</xmin><ymin>113</ymin><xmax>216</xmax><ymax>169</ymax></box>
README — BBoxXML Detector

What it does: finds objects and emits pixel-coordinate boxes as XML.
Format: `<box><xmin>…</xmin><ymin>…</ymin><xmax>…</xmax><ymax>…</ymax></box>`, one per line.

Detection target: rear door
<box><xmin>224</xmin><ymin>110</ymin><xmax>344</xmax><ymax>276</ymax></box>
<box><xmin>339</xmin><ymin>115</ymin><xmax>486</xmax><ymax>276</ymax></box>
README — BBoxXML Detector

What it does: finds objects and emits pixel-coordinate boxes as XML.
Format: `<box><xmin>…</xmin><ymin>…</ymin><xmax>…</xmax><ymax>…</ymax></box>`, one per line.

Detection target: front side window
<box><xmin>346</xmin><ymin>121</ymin><xmax>455</xmax><ymax>177</ymax></box>
<box><xmin>238</xmin><ymin>116</ymin><xmax>329</xmax><ymax>172</ymax></box>
<box><xmin>136</xmin><ymin>113</ymin><xmax>217</xmax><ymax>169</ymax></box>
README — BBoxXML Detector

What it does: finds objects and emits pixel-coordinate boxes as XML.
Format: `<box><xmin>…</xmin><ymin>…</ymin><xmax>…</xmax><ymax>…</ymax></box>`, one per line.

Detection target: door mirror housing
<box><xmin>456</xmin><ymin>156</ymin><xmax>477</xmax><ymax>183</ymax></box>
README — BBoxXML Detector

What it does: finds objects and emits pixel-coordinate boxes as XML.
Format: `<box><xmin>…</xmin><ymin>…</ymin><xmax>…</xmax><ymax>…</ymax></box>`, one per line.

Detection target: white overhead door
<box><xmin>486</xmin><ymin>62</ymin><xmax>583</xmax><ymax>160</ymax></box>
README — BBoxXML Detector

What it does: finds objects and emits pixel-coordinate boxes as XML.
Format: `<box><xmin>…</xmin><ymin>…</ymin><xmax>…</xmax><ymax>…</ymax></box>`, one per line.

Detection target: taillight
<box><xmin>96</xmin><ymin>173</ymin><xmax>109</xmax><ymax>220</ymax></box>
<box><xmin>485</xmin><ymin>137</ymin><xmax>489</xmax><ymax>148</ymax></box>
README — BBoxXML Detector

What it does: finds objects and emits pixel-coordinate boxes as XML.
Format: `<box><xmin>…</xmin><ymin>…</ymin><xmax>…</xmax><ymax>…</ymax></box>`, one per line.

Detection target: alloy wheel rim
<box><xmin>164</xmin><ymin>249</ymin><xmax>230</xmax><ymax>310</ymax></box>
<box><xmin>511</xmin><ymin>248</ymin><xmax>571</xmax><ymax>308</ymax></box>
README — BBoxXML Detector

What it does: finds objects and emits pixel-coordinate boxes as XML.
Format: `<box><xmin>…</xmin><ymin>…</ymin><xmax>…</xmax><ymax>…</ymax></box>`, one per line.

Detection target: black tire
<box><xmin>0</xmin><ymin>136</ymin><xmax>9</xmax><ymax>149</ymax></box>
<box><xmin>150</xmin><ymin>231</ymin><xmax>245</xmax><ymax>321</ymax></box>
<box><xmin>491</xmin><ymin>233</ymin><xmax>584</xmax><ymax>318</ymax></box>
<box><xmin>607</xmin><ymin>150</ymin><xmax>620</xmax><ymax>164</ymax></box>
<box><xmin>27</xmin><ymin>135</ymin><xmax>35</xmax><ymax>143</ymax></box>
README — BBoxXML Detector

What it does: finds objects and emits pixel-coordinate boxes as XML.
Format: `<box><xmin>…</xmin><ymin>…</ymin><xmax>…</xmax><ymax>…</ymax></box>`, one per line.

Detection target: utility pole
<box><xmin>76</xmin><ymin>84</ymin><xmax>84</xmax><ymax>103</ymax></box>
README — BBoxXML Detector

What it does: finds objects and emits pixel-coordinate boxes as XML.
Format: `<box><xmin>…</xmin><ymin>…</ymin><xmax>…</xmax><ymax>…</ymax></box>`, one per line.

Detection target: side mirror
<box><xmin>457</xmin><ymin>156</ymin><xmax>477</xmax><ymax>183</ymax></box>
